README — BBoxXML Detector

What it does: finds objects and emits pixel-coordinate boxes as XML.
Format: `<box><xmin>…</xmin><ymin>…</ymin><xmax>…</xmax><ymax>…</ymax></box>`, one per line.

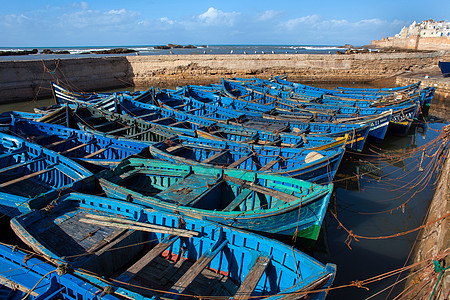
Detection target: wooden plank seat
<box><xmin>152</xmin><ymin>117</ymin><xmax>173</xmax><ymax>124</ymax></box>
<box><xmin>136</xmin><ymin>112</ymin><xmax>159</xmax><ymax>119</ymax></box>
<box><xmin>154</xmin><ymin>173</ymin><xmax>221</xmax><ymax>207</ymax></box>
<box><xmin>201</xmin><ymin>150</ymin><xmax>229</xmax><ymax>164</ymax></box>
<box><xmin>106</xmin><ymin>126</ymin><xmax>130</xmax><ymax>135</ymax></box>
<box><xmin>116</xmin><ymin>235</ymin><xmax>179</xmax><ymax>282</ymax></box>
<box><xmin>227</xmin><ymin>153</ymin><xmax>253</xmax><ymax>169</ymax></box>
<box><xmin>265</xmin><ymin>138</ymin><xmax>282</xmax><ymax>146</ymax></box>
<box><xmin>257</xmin><ymin>157</ymin><xmax>282</xmax><ymax>172</ymax></box>
<box><xmin>59</xmin><ymin>140</ymin><xmax>96</xmax><ymax>155</ymax></box>
<box><xmin>0</xmin><ymin>157</ymin><xmax>46</xmax><ymax>175</ymax></box>
<box><xmin>170</xmin><ymin>121</ymin><xmax>189</xmax><ymax>127</ymax></box>
<box><xmin>166</xmin><ymin>238</ymin><xmax>228</xmax><ymax>296</ymax></box>
<box><xmin>93</xmin><ymin>121</ymin><xmax>116</xmax><ymax>129</ymax></box>
<box><xmin>224</xmin><ymin>175</ymin><xmax>299</xmax><ymax>203</ymax></box>
<box><xmin>222</xmin><ymin>189</ymin><xmax>252</xmax><ymax>212</ymax></box>
<box><xmin>83</xmin><ymin>148</ymin><xmax>108</xmax><ymax>159</ymax></box>
<box><xmin>43</xmin><ymin>137</ymin><xmax>77</xmax><ymax>149</ymax></box>
<box><xmin>165</xmin><ymin>145</ymin><xmax>185</xmax><ymax>154</ymax></box>
<box><xmin>233</xmin><ymin>256</ymin><xmax>271</xmax><ymax>300</ymax></box>
<box><xmin>0</xmin><ymin>167</ymin><xmax>56</xmax><ymax>188</ymax></box>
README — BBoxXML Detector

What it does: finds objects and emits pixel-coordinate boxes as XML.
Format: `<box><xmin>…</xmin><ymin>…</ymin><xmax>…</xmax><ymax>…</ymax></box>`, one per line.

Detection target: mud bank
<box><xmin>0</xmin><ymin>52</ymin><xmax>444</xmax><ymax>104</ymax></box>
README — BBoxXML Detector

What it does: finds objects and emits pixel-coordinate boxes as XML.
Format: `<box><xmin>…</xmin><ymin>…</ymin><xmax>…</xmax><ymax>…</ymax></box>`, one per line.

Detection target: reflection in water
<box><xmin>318</xmin><ymin>121</ymin><xmax>448</xmax><ymax>300</ymax></box>
<box><xmin>428</xmin><ymin>92</ymin><xmax>450</xmax><ymax>122</ymax></box>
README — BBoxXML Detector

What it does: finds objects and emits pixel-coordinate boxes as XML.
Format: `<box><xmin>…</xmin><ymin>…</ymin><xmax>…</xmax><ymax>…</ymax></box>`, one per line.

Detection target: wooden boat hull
<box><xmin>0</xmin><ymin>244</ymin><xmax>117</xmax><ymax>300</ymax></box>
<box><xmin>11</xmin><ymin>192</ymin><xmax>337</xmax><ymax>299</ymax></box>
<box><xmin>0</xmin><ymin>133</ymin><xmax>94</xmax><ymax>217</ymax></box>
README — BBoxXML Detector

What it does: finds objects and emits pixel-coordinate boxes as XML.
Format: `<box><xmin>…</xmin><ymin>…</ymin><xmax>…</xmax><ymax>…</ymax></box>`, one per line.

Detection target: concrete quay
<box><xmin>0</xmin><ymin>51</ymin><xmax>446</xmax><ymax>104</ymax></box>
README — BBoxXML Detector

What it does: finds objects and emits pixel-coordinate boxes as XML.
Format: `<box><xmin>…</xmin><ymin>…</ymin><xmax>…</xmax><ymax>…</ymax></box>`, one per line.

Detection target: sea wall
<box><xmin>371</xmin><ymin>36</ymin><xmax>450</xmax><ymax>51</ymax></box>
<box><xmin>0</xmin><ymin>52</ymin><xmax>444</xmax><ymax>104</ymax></box>
<box><xmin>404</xmin><ymin>147</ymin><xmax>450</xmax><ymax>299</ymax></box>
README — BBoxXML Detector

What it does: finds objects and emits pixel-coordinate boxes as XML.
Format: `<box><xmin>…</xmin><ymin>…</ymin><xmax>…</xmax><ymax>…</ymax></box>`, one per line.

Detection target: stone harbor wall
<box><xmin>0</xmin><ymin>52</ymin><xmax>444</xmax><ymax>104</ymax></box>
<box><xmin>371</xmin><ymin>37</ymin><xmax>450</xmax><ymax>51</ymax></box>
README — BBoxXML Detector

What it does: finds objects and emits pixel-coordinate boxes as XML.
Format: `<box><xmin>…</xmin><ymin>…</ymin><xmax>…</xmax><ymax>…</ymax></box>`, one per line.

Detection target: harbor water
<box><xmin>0</xmin><ymin>86</ymin><xmax>448</xmax><ymax>299</ymax></box>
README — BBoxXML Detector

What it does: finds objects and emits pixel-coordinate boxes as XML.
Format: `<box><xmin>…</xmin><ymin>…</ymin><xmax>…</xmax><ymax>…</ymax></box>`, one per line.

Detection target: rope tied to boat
<box><xmin>350</xmin><ymin>280</ymin><xmax>369</xmax><ymax>291</ymax></box>
<box><xmin>429</xmin><ymin>260</ymin><xmax>450</xmax><ymax>300</ymax></box>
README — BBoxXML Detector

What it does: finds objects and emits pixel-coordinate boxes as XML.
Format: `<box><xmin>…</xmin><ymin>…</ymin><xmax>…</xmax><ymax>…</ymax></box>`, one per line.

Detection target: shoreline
<box><xmin>0</xmin><ymin>51</ymin><xmax>447</xmax><ymax>104</ymax></box>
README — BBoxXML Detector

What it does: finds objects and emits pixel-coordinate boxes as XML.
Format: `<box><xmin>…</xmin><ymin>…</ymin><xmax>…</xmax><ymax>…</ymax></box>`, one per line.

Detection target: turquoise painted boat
<box><xmin>0</xmin><ymin>132</ymin><xmax>94</xmax><ymax>217</ymax></box>
<box><xmin>0</xmin><ymin>243</ymin><xmax>119</xmax><ymax>299</ymax></box>
<box><xmin>97</xmin><ymin>158</ymin><xmax>333</xmax><ymax>240</ymax></box>
<box><xmin>11</xmin><ymin>192</ymin><xmax>337</xmax><ymax>299</ymax></box>
<box><xmin>148</xmin><ymin>136</ymin><xmax>345</xmax><ymax>184</ymax></box>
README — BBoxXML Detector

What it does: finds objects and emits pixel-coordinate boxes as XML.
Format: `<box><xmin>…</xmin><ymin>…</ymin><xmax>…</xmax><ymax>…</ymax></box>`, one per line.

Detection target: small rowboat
<box><xmin>0</xmin><ymin>243</ymin><xmax>119</xmax><ymax>300</ymax></box>
<box><xmin>9</xmin><ymin>117</ymin><xmax>154</xmax><ymax>169</ymax></box>
<box><xmin>148</xmin><ymin>135</ymin><xmax>345</xmax><ymax>184</ymax></box>
<box><xmin>97</xmin><ymin>158</ymin><xmax>333</xmax><ymax>240</ymax></box>
<box><xmin>0</xmin><ymin>132</ymin><xmax>93</xmax><ymax>217</ymax></box>
<box><xmin>11</xmin><ymin>192</ymin><xmax>336</xmax><ymax>299</ymax></box>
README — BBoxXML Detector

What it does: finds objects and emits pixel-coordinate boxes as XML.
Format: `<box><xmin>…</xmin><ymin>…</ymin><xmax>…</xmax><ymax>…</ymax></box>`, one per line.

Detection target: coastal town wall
<box><xmin>371</xmin><ymin>36</ymin><xmax>450</xmax><ymax>51</ymax></box>
<box><xmin>0</xmin><ymin>52</ymin><xmax>443</xmax><ymax>104</ymax></box>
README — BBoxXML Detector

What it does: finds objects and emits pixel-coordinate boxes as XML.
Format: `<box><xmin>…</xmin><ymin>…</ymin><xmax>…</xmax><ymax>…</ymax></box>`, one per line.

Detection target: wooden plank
<box><xmin>222</xmin><ymin>189</ymin><xmax>252</xmax><ymax>212</ymax></box>
<box><xmin>85</xmin><ymin>228</ymin><xmax>127</xmax><ymax>253</ymax></box>
<box><xmin>81</xmin><ymin>214</ymin><xmax>199</xmax><ymax>237</ymax></box>
<box><xmin>152</xmin><ymin>117</ymin><xmax>172</xmax><ymax>124</ymax></box>
<box><xmin>170</xmin><ymin>121</ymin><xmax>189</xmax><ymax>127</ymax></box>
<box><xmin>0</xmin><ymin>167</ymin><xmax>55</xmax><ymax>188</ymax></box>
<box><xmin>0</xmin><ymin>157</ymin><xmax>45</xmax><ymax>175</ymax></box>
<box><xmin>257</xmin><ymin>157</ymin><xmax>281</xmax><ymax>172</ymax></box>
<box><xmin>93</xmin><ymin>121</ymin><xmax>115</xmax><ymax>129</ymax></box>
<box><xmin>124</xmin><ymin>128</ymin><xmax>155</xmax><ymax>139</ymax></box>
<box><xmin>83</xmin><ymin>148</ymin><xmax>107</xmax><ymax>159</ymax></box>
<box><xmin>59</xmin><ymin>141</ymin><xmax>95</xmax><ymax>155</ymax></box>
<box><xmin>166</xmin><ymin>145</ymin><xmax>185</xmax><ymax>153</ymax></box>
<box><xmin>201</xmin><ymin>150</ymin><xmax>229</xmax><ymax>164</ymax></box>
<box><xmin>227</xmin><ymin>153</ymin><xmax>253</xmax><ymax>169</ymax></box>
<box><xmin>118</xmin><ymin>235</ymin><xmax>179</xmax><ymax>282</ymax></box>
<box><xmin>106</xmin><ymin>126</ymin><xmax>129</xmax><ymax>135</ymax></box>
<box><xmin>44</xmin><ymin>137</ymin><xmax>77</xmax><ymax>149</ymax></box>
<box><xmin>224</xmin><ymin>175</ymin><xmax>299</xmax><ymax>203</ymax></box>
<box><xmin>136</xmin><ymin>112</ymin><xmax>159</xmax><ymax>119</ymax></box>
<box><xmin>233</xmin><ymin>256</ymin><xmax>271</xmax><ymax>300</ymax></box>
<box><xmin>167</xmin><ymin>239</ymin><xmax>228</xmax><ymax>295</ymax></box>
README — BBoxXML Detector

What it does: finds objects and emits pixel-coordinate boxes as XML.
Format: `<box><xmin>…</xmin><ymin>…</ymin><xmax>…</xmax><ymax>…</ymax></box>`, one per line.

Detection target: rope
<box><xmin>429</xmin><ymin>260</ymin><xmax>450</xmax><ymax>300</ymax></box>
<box><xmin>21</xmin><ymin>269</ymin><xmax>56</xmax><ymax>300</ymax></box>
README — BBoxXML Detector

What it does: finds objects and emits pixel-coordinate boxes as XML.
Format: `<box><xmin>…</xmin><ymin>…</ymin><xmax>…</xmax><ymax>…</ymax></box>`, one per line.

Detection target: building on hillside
<box><xmin>371</xmin><ymin>19</ymin><xmax>450</xmax><ymax>51</ymax></box>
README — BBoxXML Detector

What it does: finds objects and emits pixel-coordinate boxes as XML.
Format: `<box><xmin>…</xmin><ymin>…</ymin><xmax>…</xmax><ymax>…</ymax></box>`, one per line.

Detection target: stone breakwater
<box><xmin>0</xmin><ymin>52</ymin><xmax>444</xmax><ymax>104</ymax></box>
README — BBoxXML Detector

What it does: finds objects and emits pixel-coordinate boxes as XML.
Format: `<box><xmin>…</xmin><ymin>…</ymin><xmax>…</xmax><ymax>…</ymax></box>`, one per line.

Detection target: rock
<box><xmin>91</xmin><ymin>48</ymin><xmax>137</xmax><ymax>54</ymax></box>
<box><xmin>0</xmin><ymin>49</ymin><xmax>38</xmax><ymax>56</ymax></box>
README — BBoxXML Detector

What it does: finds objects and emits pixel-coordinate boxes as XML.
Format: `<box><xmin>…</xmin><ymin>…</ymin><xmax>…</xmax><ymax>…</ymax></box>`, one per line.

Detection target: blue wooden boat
<box><xmin>0</xmin><ymin>132</ymin><xmax>94</xmax><ymax>217</ymax></box>
<box><xmin>438</xmin><ymin>61</ymin><xmax>450</xmax><ymax>77</ymax></box>
<box><xmin>9</xmin><ymin>117</ymin><xmax>154</xmax><ymax>169</ymax></box>
<box><xmin>0</xmin><ymin>243</ymin><xmax>119</xmax><ymax>300</ymax></box>
<box><xmin>97</xmin><ymin>158</ymin><xmax>333</xmax><ymax>240</ymax></box>
<box><xmin>148</xmin><ymin>135</ymin><xmax>345</xmax><ymax>184</ymax></box>
<box><xmin>11</xmin><ymin>192</ymin><xmax>337</xmax><ymax>299</ymax></box>
<box><xmin>51</xmin><ymin>81</ymin><xmax>153</xmax><ymax>105</ymax></box>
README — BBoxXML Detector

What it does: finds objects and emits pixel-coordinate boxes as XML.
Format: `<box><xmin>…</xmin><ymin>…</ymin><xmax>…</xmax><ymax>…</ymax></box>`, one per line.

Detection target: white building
<box><xmin>395</xmin><ymin>19</ymin><xmax>450</xmax><ymax>39</ymax></box>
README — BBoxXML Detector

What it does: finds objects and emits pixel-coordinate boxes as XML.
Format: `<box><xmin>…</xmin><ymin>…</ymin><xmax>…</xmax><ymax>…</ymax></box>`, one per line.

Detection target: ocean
<box><xmin>0</xmin><ymin>44</ymin><xmax>352</xmax><ymax>61</ymax></box>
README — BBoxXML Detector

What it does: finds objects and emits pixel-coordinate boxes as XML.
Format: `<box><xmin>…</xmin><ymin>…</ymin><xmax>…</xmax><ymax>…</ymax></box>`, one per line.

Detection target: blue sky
<box><xmin>1</xmin><ymin>0</ymin><xmax>449</xmax><ymax>47</ymax></box>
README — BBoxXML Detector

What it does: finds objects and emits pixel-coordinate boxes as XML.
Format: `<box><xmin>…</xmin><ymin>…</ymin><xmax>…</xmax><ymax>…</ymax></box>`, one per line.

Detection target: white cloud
<box><xmin>197</xmin><ymin>7</ymin><xmax>239</xmax><ymax>26</ymax></box>
<box><xmin>257</xmin><ymin>10</ymin><xmax>282</xmax><ymax>21</ymax></box>
<box><xmin>160</xmin><ymin>17</ymin><xmax>175</xmax><ymax>25</ymax></box>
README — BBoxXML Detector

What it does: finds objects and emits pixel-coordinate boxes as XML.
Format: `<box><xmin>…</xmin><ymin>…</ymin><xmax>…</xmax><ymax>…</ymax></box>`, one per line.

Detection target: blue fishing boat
<box><xmin>148</xmin><ymin>135</ymin><xmax>344</xmax><ymax>184</ymax></box>
<box><xmin>0</xmin><ymin>243</ymin><xmax>119</xmax><ymax>299</ymax></box>
<box><xmin>11</xmin><ymin>192</ymin><xmax>337</xmax><ymax>299</ymax></box>
<box><xmin>97</xmin><ymin>158</ymin><xmax>333</xmax><ymax>240</ymax></box>
<box><xmin>9</xmin><ymin>117</ymin><xmax>154</xmax><ymax>169</ymax></box>
<box><xmin>0</xmin><ymin>132</ymin><xmax>94</xmax><ymax>217</ymax></box>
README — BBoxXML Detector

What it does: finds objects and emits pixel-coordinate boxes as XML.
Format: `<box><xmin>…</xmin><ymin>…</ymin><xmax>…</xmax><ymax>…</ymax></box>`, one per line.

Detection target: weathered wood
<box><xmin>124</xmin><ymin>129</ymin><xmax>155</xmax><ymax>139</ymax></box>
<box><xmin>224</xmin><ymin>175</ymin><xmax>299</xmax><ymax>203</ymax></box>
<box><xmin>166</xmin><ymin>145</ymin><xmax>185</xmax><ymax>153</ymax></box>
<box><xmin>82</xmin><ymin>214</ymin><xmax>199</xmax><ymax>237</ymax></box>
<box><xmin>258</xmin><ymin>157</ymin><xmax>281</xmax><ymax>172</ymax></box>
<box><xmin>0</xmin><ymin>167</ymin><xmax>55</xmax><ymax>188</ymax></box>
<box><xmin>83</xmin><ymin>148</ymin><xmax>107</xmax><ymax>159</ymax></box>
<box><xmin>167</xmin><ymin>239</ymin><xmax>228</xmax><ymax>295</ymax></box>
<box><xmin>85</xmin><ymin>228</ymin><xmax>127</xmax><ymax>253</ymax></box>
<box><xmin>0</xmin><ymin>157</ymin><xmax>45</xmax><ymax>175</ymax></box>
<box><xmin>170</xmin><ymin>121</ymin><xmax>189</xmax><ymax>127</ymax></box>
<box><xmin>201</xmin><ymin>150</ymin><xmax>229</xmax><ymax>164</ymax></box>
<box><xmin>233</xmin><ymin>256</ymin><xmax>271</xmax><ymax>300</ymax></box>
<box><xmin>59</xmin><ymin>141</ymin><xmax>95</xmax><ymax>155</ymax></box>
<box><xmin>93</xmin><ymin>121</ymin><xmax>115</xmax><ymax>129</ymax></box>
<box><xmin>106</xmin><ymin>126</ymin><xmax>129</xmax><ymax>135</ymax></box>
<box><xmin>222</xmin><ymin>189</ymin><xmax>252</xmax><ymax>212</ymax></box>
<box><xmin>118</xmin><ymin>235</ymin><xmax>179</xmax><ymax>282</ymax></box>
<box><xmin>227</xmin><ymin>153</ymin><xmax>253</xmax><ymax>169</ymax></box>
<box><xmin>152</xmin><ymin>117</ymin><xmax>172</xmax><ymax>124</ymax></box>
<box><xmin>44</xmin><ymin>137</ymin><xmax>77</xmax><ymax>149</ymax></box>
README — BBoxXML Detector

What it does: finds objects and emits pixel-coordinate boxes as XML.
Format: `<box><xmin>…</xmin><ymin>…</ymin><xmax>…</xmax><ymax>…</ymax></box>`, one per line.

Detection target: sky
<box><xmin>1</xmin><ymin>0</ymin><xmax>449</xmax><ymax>47</ymax></box>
